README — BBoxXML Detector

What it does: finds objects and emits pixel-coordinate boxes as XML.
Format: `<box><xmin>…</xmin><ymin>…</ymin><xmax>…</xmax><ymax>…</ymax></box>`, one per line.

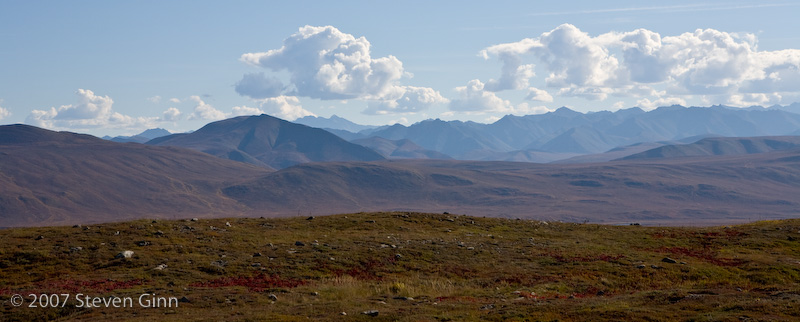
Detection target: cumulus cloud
<box><xmin>256</xmin><ymin>96</ymin><xmax>315</xmax><ymax>120</ymax></box>
<box><xmin>230</xmin><ymin>105</ymin><xmax>265</xmax><ymax>117</ymax></box>
<box><xmin>449</xmin><ymin>79</ymin><xmax>513</xmax><ymax>113</ymax></box>
<box><xmin>480</xmin><ymin>24</ymin><xmax>800</xmax><ymax>107</ymax></box>
<box><xmin>160</xmin><ymin>107</ymin><xmax>182</xmax><ymax>122</ymax></box>
<box><xmin>364</xmin><ymin>86</ymin><xmax>449</xmax><ymax>115</ymax></box>
<box><xmin>234</xmin><ymin>73</ymin><xmax>285</xmax><ymax>99</ymax></box>
<box><xmin>525</xmin><ymin>87</ymin><xmax>554</xmax><ymax>102</ymax></box>
<box><xmin>240</xmin><ymin>25</ymin><xmax>446</xmax><ymax>114</ymax></box>
<box><xmin>187</xmin><ymin>96</ymin><xmax>227</xmax><ymax>121</ymax></box>
<box><xmin>636</xmin><ymin>97</ymin><xmax>687</xmax><ymax>110</ymax></box>
<box><xmin>147</xmin><ymin>95</ymin><xmax>162</xmax><ymax>104</ymax></box>
<box><xmin>0</xmin><ymin>100</ymin><xmax>10</xmax><ymax>120</ymax></box>
<box><xmin>26</xmin><ymin>89</ymin><xmax>157</xmax><ymax>130</ymax></box>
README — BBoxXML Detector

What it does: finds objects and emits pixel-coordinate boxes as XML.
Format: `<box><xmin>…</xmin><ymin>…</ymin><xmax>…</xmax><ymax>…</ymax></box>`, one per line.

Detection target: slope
<box><xmin>0</xmin><ymin>124</ymin><xmax>271</xmax><ymax>227</ymax></box>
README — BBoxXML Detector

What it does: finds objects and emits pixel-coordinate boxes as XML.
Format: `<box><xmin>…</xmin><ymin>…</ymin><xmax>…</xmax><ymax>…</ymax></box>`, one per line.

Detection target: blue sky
<box><xmin>2</xmin><ymin>1</ymin><xmax>800</xmax><ymax>136</ymax></box>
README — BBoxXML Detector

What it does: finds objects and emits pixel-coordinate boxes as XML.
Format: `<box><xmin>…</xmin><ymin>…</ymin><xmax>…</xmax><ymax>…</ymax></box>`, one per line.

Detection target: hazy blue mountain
<box><xmin>347</xmin><ymin>105</ymin><xmax>800</xmax><ymax>161</ymax></box>
<box><xmin>294</xmin><ymin>115</ymin><xmax>376</xmax><ymax>133</ymax></box>
<box><xmin>352</xmin><ymin>136</ymin><xmax>453</xmax><ymax>159</ymax></box>
<box><xmin>148</xmin><ymin>114</ymin><xmax>384</xmax><ymax>169</ymax></box>
<box><xmin>106</xmin><ymin>128</ymin><xmax>172</xmax><ymax>143</ymax></box>
<box><xmin>621</xmin><ymin>136</ymin><xmax>800</xmax><ymax>160</ymax></box>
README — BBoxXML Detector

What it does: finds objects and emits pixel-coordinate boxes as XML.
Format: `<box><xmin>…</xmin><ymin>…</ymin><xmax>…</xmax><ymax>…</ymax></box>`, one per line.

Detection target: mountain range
<box><xmin>147</xmin><ymin>114</ymin><xmax>384</xmax><ymax>169</ymax></box>
<box><xmin>331</xmin><ymin>105</ymin><xmax>800</xmax><ymax>162</ymax></box>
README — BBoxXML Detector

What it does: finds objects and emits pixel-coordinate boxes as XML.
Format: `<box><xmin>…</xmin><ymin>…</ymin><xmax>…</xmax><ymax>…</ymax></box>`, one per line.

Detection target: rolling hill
<box><xmin>622</xmin><ymin>136</ymin><xmax>800</xmax><ymax>160</ymax></box>
<box><xmin>147</xmin><ymin>114</ymin><xmax>385</xmax><ymax>169</ymax></box>
<box><xmin>351</xmin><ymin>136</ymin><xmax>452</xmax><ymax>159</ymax></box>
<box><xmin>222</xmin><ymin>150</ymin><xmax>800</xmax><ymax>225</ymax></box>
<box><xmin>0</xmin><ymin>124</ymin><xmax>270</xmax><ymax>227</ymax></box>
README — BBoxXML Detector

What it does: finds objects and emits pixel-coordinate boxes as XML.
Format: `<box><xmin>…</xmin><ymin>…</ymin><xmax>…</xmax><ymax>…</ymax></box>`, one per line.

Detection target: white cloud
<box><xmin>160</xmin><ymin>107</ymin><xmax>182</xmax><ymax>122</ymax></box>
<box><xmin>636</xmin><ymin>97</ymin><xmax>687</xmax><ymax>110</ymax></box>
<box><xmin>525</xmin><ymin>87</ymin><xmax>554</xmax><ymax>102</ymax></box>
<box><xmin>256</xmin><ymin>96</ymin><xmax>315</xmax><ymax>120</ymax></box>
<box><xmin>0</xmin><ymin>100</ymin><xmax>9</xmax><ymax>120</ymax></box>
<box><xmin>363</xmin><ymin>86</ymin><xmax>449</xmax><ymax>115</ymax></box>
<box><xmin>230</xmin><ymin>105</ymin><xmax>265</xmax><ymax>117</ymax></box>
<box><xmin>480</xmin><ymin>24</ymin><xmax>800</xmax><ymax>106</ymax></box>
<box><xmin>187</xmin><ymin>96</ymin><xmax>227</xmax><ymax>121</ymax></box>
<box><xmin>449</xmin><ymin>79</ymin><xmax>513</xmax><ymax>113</ymax></box>
<box><xmin>26</xmin><ymin>89</ymin><xmax>157</xmax><ymax>130</ymax></box>
<box><xmin>239</xmin><ymin>25</ymin><xmax>446</xmax><ymax>115</ymax></box>
<box><xmin>234</xmin><ymin>72</ymin><xmax>284</xmax><ymax>99</ymax></box>
<box><xmin>147</xmin><ymin>95</ymin><xmax>162</xmax><ymax>104</ymax></box>
<box><xmin>169</xmin><ymin>98</ymin><xmax>181</xmax><ymax>103</ymax></box>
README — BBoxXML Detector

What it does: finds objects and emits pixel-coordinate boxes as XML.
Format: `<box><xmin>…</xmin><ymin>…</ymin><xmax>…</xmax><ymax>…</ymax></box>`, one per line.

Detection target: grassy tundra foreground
<box><xmin>1</xmin><ymin>212</ymin><xmax>799</xmax><ymax>321</ymax></box>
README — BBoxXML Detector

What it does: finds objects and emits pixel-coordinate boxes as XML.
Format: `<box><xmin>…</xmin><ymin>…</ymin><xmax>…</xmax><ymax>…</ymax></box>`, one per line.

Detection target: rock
<box><xmin>114</xmin><ymin>231</ymin><xmax>120</xmax><ymax>235</ymax></box>
<box><xmin>306</xmin><ymin>216</ymin><xmax>315</xmax><ymax>220</ymax></box>
<box><xmin>137</xmin><ymin>241</ymin><xmax>151</xmax><ymax>246</ymax></box>
<box><xmin>73</xmin><ymin>224</ymin><xmax>81</xmax><ymax>228</ymax></box>
<box><xmin>467</xmin><ymin>247</ymin><xmax>475</xmax><ymax>250</ymax></box>
<box><xmin>154</xmin><ymin>230</ymin><xmax>164</xmax><ymax>236</ymax></box>
<box><xmin>393</xmin><ymin>296</ymin><xmax>413</xmax><ymax>301</ymax></box>
<box><xmin>295</xmin><ymin>241</ymin><xmax>306</xmax><ymax>246</ymax></box>
<box><xmin>661</xmin><ymin>257</ymin><xmax>678</xmax><ymax>264</ymax></box>
<box><xmin>366</xmin><ymin>220</ymin><xmax>376</xmax><ymax>224</ymax></box>
<box><xmin>35</xmin><ymin>235</ymin><xmax>44</xmax><ymax>240</ymax></box>
<box><xmin>190</xmin><ymin>218</ymin><xmax>199</xmax><ymax>222</ymax></box>
<box><xmin>361</xmin><ymin>310</ymin><xmax>379</xmax><ymax>317</ymax></box>
<box><xmin>178</xmin><ymin>296</ymin><xmax>190</xmax><ymax>303</ymax></box>
<box><xmin>311</xmin><ymin>292</ymin><xmax>319</xmax><ymax>296</ymax></box>
<box><xmin>251</xmin><ymin>263</ymin><xmax>261</xmax><ymax>267</ymax></box>
<box><xmin>268</xmin><ymin>294</ymin><xmax>278</xmax><ymax>301</ymax></box>
<box><xmin>116</xmin><ymin>250</ymin><xmax>134</xmax><ymax>259</ymax></box>
<box><xmin>445</xmin><ymin>218</ymin><xmax>455</xmax><ymax>222</ymax></box>
<box><xmin>152</xmin><ymin>220</ymin><xmax>158</xmax><ymax>223</ymax></box>
<box><xmin>395</xmin><ymin>254</ymin><xmax>403</xmax><ymax>259</ymax></box>
<box><xmin>225</xmin><ymin>222</ymin><xmax>231</xmax><ymax>227</ymax></box>
<box><xmin>153</xmin><ymin>264</ymin><xmax>168</xmax><ymax>271</ymax></box>
<box><xmin>253</xmin><ymin>252</ymin><xmax>263</xmax><ymax>257</ymax></box>
<box><xmin>650</xmin><ymin>264</ymin><xmax>662</xmax><ymax>269</ymax></box>
<box><xmin>70</xmin><ymin>246</ymin><xmax>83</xmax><ymax>253</ymax></box>
<box><xmin>636</xmin><ymin>264</ymin><xmax>646</xmax><ymax>269</ymax></box>
<box><xmin>339</xmin><ymin>312</ymin><xmax>347</xmax><ymax>316</ymax></box>
<box><xmin>480</xmin><ymin>304</ymin><xmax>495</xmax><ymax>310</ymax></box>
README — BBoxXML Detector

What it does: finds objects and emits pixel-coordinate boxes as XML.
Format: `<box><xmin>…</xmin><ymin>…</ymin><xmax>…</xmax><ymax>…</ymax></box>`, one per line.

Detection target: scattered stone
<box><xmin>393</xmin><ymin>296</ymin><xmax>413</xmax><ymax>301</ymax></box>
<box><xmin>650</xmin><ymin>264</ymin><xmax>662</xmax><ymax>269</ymax></box>
<box><xmin>268</xmin><ymin>294</ymin><xmax>278</xmax><ymax>301</ymax></box>
<box><xmin>596</xmin><ymin>290</ymin><xmax>605</xmax><ymax>296</ymax></box>
<box><xmin>662</xmin><ymin>257</ymin><xmax>678</xmax><ymax>264</ymax></box>
<box><xmin>480</xmin><ymin>304</ymin><xmax>495</xmax><ymax>310</ymax></box>
<box><xmin>443</xmin><ymin>212</ymin><xmax>450</xmax><ymax>215</ymax></box>
<box><xmin>361</xmin><ymin>310</ymin><xmax>379</xmax><ymax>317</ymax></box>
<box><xmin>251</xmin><ymin>263</ymin><xmax>261</xmax><ymax>267</ymax></box>
<box><xmin>306</xmin><ymin>216</ymin><xmax>315</xmax><ymax>220</ymax></box>
<box><xmin>70</xmin><ymin>246</ymin><xmax>83</xmax><ymax>253</ymax></box>
<box><xmin>225</xmin><ymin>222</ymin><xmax>231</xmax><ymax>227</ymax></box>
<box><xmin>395</xmin><ymin>253</ymin><xmax>403</xmax><ymax>260</ymax></box>
<box><xmin>636</xmin><ymin>264</ymin><xmax>646</xmax><ymax>269</ymax></box>
<box><xmin>154</xmin><ymin>230</ymin><xmax>165</xmax><ymax>236</ymax></box>
<box><xmin>153</xmin><ymin>264</ymin><xmax>168</xmax><ymax>271</ymax></box>
<box><xmin>295</xmin><ymin>241</ymin><xmax>306</xmax><ymax>246</ymax></box>
<box><xmin>82</xmin><ymin>226</ymin><xmax>90</xmax><ymax>231</ymax></box>
<box><xmin>73</xmin><ymin>224</ymin><xmax>81</xmax><ymax>228</ymax></box>
<box><xmin>211</xmin><ymin>260</ymin><xmax>227</xmax><ymax>267</ymax></box>
<box><xmin>737</xmin><ymin>288</ymin><xmax>743</xmax><ymax>292</ymax></box>
<box><xmin>178</xmin><ymin>296</ymin><xmax>190</xmax><ymax>303</ymax></box>
<box><xmin>114</xmin><ymin>231</ymin><xmax>120</xmax><ymax>236</ymax></box>
<box><xmin>152</xmin><ymin>220</ymin><xmax>158</xmax><ymax>223</ymax></box>
<box><xmin>339</xmin><ymin>312</ymin><xmax>347</xmax><ymax>316</ymax></box>
<box><xmin>190</xmin><ymin>218</ymin><xmax>199</xmax><ymax>222</ymax></box>
<box><xmin>680</xmin><ymin>261</ymin><xmax>687</xmax><ymax>265</ymax></box>
<box><xmin>253</xmin><ymin>252</ymin><xmax>263</xmax><ymax>257</ymax></box>
<box><xmin>137</xmin><ymin>241</ymin><xmax>151</xmax><ymax>246</ymax></box>
<box><xmin>467</xmin><ymin>247</ymin><xmax>475</xmax><ymax>250</ymax></box>
<box><xmin>116</xmin><ymin>250</ymin><xmax>134</xmax><ymax>259</ymax></box>
<box><xmin>311</xmin><ymin>292</ymin><xmax>319</xmax><ymax>296</ymax></box>
<box><xmin>366</xmin><ymin>220</ymin><xmax>376</xmax><ymax>224</ymax></box>
<box><xmin>35</xmin><ymin>235</ymin><xmax>44</xmax><ymax>240</ymax></box>
<box><xmin>445</xmin><ymin>218</ymin><xmax>455</xmax><ymax>222</ymax></box>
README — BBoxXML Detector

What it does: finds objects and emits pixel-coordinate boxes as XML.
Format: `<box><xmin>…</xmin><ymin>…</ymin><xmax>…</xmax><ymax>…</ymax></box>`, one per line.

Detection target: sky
<box><xmin>2</xmin><ymin>0</ymin><xmax>800</xmax><ymax>136</ymax></box>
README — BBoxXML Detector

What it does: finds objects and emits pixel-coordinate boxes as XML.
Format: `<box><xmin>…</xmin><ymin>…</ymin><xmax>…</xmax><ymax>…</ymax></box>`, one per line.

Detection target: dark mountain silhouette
<box><xmin>222</xmin><ymin>149</ymin><xmax>800</xmax><ymax>225</ymax></box>
<box><xmin>621</xmin><ymin>136</ymin><xmax>800</xmax><ymax>160</ymax></box>
<box><xmin>352</xmin><ymin>137</ymin><xmax>452</xmax><ymax>159</ymax></box>
<box><xmin>342</xmin><ymin>105</ymin><xmax>800</xmax><ymax>160</ymax></box>
<box><xmin>0</xmin><ymin>124</ymin><xmax>270</xmax><ymax>227</ymax></box>
<box><xmin>148</xmin><ymin>114</ymin><xmax>384</xmax><ymax>169</ymax></box>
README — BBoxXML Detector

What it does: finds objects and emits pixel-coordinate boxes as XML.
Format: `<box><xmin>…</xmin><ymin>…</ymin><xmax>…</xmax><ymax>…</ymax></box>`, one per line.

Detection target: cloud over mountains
<box><xmin>478</xmin><ymin>24</ymin><xmax>800</xmax><ymax>109</ymax></box>
<box><xmin>238</xmin><ymin>25</ymin><xmax>447</xmax><ymax>115</ymax></box>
